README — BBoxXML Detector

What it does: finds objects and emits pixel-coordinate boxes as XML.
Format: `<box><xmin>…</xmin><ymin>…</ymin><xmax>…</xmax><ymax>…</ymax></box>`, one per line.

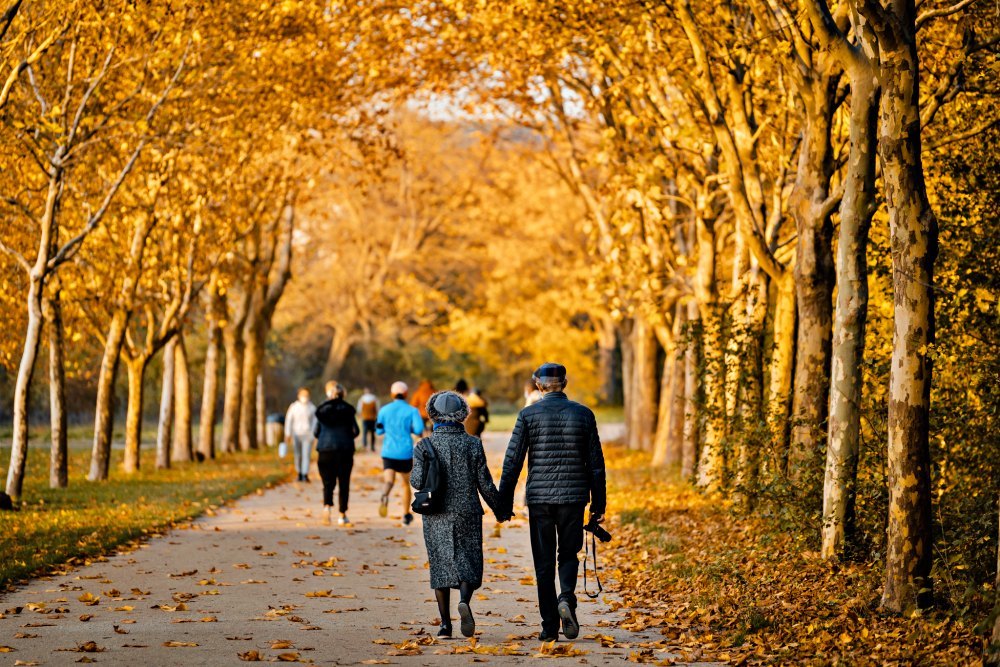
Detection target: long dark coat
<box><xmin>411</xmin><ymin>399</ymin><xmax>501</xmax><ymax>590</ymax></box>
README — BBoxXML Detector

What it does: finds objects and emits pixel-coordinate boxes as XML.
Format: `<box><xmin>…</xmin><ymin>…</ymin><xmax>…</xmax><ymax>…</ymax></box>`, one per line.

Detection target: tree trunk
<box><xmin>597</xmin><ymin>316</ymin><xmax>621</xmax><ymax>405</ymax></box>
<box><xmin>172</xmin><ymin>334</ymin><xmax>193</xmax><ymax>463</ymax></box>
<box><xmin>652</xmin><ymin>305</ymin><xmax>684</xmax><ymax>467</ymax></box>
<box><xmin>198</xmin><ymin>291</ymin><xmax>223</xmax><ymax>461</ymax></box>
<box><xmin>322</xmin><ymin>327</ymin><xmax>354</xmax><ymax>381</ymax></box>
<box><xmin>629</xmin><ymin>317</ymin><xmax>658</xmax><ymax>452</ymax></box>
<box><xmin>696</xmin><ymin>301</ymin><xmax>724</xmax><ymax>489</ymax></box>
<box><xmin>239</xmin><ymin>320</ymin><xmax>263</xmax><ymax>451</ymax></box>
<box><xmin>5</xmin><ymin>275</ymin><xmax>44</xmax><ymax>500</ymax></box>
<box><xmin>694</xmin><ymin>212</ymin><xmax>724</xmax><ymax>490</ymax></box>
<box><xmin>651</xmin><ymin>346</ymin><xmax>677</xmax><ymax>467</ymax></box>
<box><xmin>44</xmin><ymin>291</ymin><xmax>68</xmax><ymax>489</ymax></box>
<box><xmin>220</xmin><ymin>329</ymin><xmax>245</xmax><ymax>454</ymax></box>
<box><xmin>736</xmin><ymin>268</ymin><xmax>768</xmax><ymax>504</ymax></box>
<box><xmin>155</xmin><ymin>339</ymin><xmax>176</xmax><ymax>469</ymax></box>
<box><xmin>123</xmin><ymin>356</ymin><xmax>149</xmax><ymax>474</ymax></box>
<box><xmin>990</xmin><ymin>494</ymin><xmax>1000</xmax><ymax>666</ymax></box>
<box><xmin>681</xmin><ymin>301</ymin><xmax>701</xmax><ymax>480</ymax></box>
<box><xmin>620</xmin><ymin>318</ymin><xmax>635</xmax><ymax>444</ymax></box>
<box><xmin>769</xmin><ymin>274</ymin><xmax>797</xmax><ymax>458</ymax></box>
<box><xmin>822</xmin><ymin>75</ymin><xmax>879</xmax><ymax>560</ymax></box>
<box><xmin>877</xmin><ymin>24</ymin><xmax>937</xmax><ymax>614</ymax></box>
<box><xmin>255</xmin><ymin>373</ymin><xmax>266</xmax><ymax>446</ymax></box>
<box><xmin>788</xmin><ymin>103</ymin><xmax>837</xmax><ymax>502</ymax></box>
<box><xmin>89</xmin><ymin>311</ymin><xmax>128</xmax><ymax>481</ymax></box>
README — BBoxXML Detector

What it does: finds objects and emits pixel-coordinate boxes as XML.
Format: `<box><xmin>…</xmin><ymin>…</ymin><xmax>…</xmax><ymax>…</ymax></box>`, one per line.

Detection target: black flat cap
<box><xmin>533</xmin><ymin>362</ymin><xmax>567</xmax><ymax>380</ymax></box>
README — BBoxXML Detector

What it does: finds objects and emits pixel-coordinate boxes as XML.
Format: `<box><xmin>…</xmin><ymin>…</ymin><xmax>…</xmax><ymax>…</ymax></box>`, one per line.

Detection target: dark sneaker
<box><xmin>403</xmin><ymin>513</ymin><xmax>414</xmax><ymax>525</ymax></box>
<box><xmin>557</xmin><ymin>601</ymin><xmax>579</xmax><ymax>639</ymax></box>
<box><xmin>457</xmin><ymin>601</ymin><xmax>475</xmax><ymax>637</ymax></box>
<box><xmin>538</xmin><ymin>630</ymin><xmax>558</xmax><ymax>642</ymax></box>
<box><xmin>437</xmin><ymin>624</ymin><xmax>452</xmax><ymax>638</ymax></box>
<box><xmin>378</xmin><ymin>494</ymin><xmax>388</xmax><ymax>518</ymax></box>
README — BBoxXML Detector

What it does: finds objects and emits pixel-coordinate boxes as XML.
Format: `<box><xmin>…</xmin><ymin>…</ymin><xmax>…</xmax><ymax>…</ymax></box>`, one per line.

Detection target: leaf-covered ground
<box><xmin>603</xmin><ymin>447</ymin><xmax>987</xmax><ymax>665</ymax></box>
<box><xmin>0</xmin><ymin>445</ymin><xmax>288</xmax><ymax>588</ymax></box>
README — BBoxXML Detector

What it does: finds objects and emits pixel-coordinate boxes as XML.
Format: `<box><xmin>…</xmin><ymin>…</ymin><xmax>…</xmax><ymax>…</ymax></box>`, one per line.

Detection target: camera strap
<box><xmin>582</xmin><ymin>530</ymin><xmax>603</xmax><ymax>599</ymax></box>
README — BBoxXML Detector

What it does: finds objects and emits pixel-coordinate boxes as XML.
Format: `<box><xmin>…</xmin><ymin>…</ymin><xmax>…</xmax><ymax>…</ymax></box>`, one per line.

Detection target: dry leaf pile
<box><xmin>602</xmin><ymin>447</ymin><xmax>986</xmax><ymax>665</ymax></box>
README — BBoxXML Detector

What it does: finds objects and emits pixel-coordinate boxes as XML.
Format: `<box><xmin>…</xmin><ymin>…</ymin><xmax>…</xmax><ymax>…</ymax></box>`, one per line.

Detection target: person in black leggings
<box><xmin>313</xmin><ymin>381</ymin><xmax>360</xmax><ymax>526</ymax></box>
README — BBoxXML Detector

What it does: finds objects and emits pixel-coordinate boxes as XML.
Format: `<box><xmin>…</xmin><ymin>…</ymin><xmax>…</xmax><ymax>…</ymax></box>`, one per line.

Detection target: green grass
<box><xmin>0</xmin><ymin>442</ymin><xmax>289</xmax><ymax>588</ymax></box>
<box><xmin>486</xmin><ymin>405</ymin><xmax>624</xmax><ymax>432</ymax></box>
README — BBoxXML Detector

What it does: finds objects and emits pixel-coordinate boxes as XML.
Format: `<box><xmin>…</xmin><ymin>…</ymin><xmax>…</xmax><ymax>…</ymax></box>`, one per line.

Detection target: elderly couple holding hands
<box><xmin>410</xmin><ymin>362</ymin><xmax>607</xmax><ymax>642</ymax></box>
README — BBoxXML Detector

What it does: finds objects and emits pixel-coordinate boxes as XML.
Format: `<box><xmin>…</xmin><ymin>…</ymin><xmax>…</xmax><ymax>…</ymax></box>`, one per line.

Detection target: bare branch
<box><xmin>0</xmin><ymin>0</ymin><xmax>23</xmax><ymax>42</ymax></box>
<box><xmin>48</xmin><ymin>46</ymin><xmax>189</xmax><ymax>269</ymax></box>
<box><xmin>65</xmin><ymin>48</ymin><xmax>115</xmax><ymax>148</ymax></box>
<box><xmin>916</xmin><ymin>0</ymin><xmax>981</xmax><ymax>30</ymax></box>
<box><xmin>0</xmin><ymin>234</ymin><xmax>31</xmax><ymax>271</ymax></box>
<box><xmin>926</xmin><ymin>117</ymin><xmax>1000</xmax><ymax>150</ymax></box>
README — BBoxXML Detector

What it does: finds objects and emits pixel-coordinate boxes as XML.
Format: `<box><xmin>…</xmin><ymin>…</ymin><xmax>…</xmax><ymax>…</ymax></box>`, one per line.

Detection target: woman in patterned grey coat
<box><xmin>411</xmin><ymin>391</ymin><xmax>503</xmax><ymax>638</ymax></box>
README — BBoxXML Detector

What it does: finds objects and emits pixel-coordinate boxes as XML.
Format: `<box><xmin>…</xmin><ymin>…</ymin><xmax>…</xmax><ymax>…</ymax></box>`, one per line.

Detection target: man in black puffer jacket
<box><xmin>314</xmin><ymin>381</ymin><xmax>360</xmax><ymax>526</ymax></box>
<box><xmin>497</xmin><ymin>363</ymin><xmax>607</xmax><ymax>642</ymax></box>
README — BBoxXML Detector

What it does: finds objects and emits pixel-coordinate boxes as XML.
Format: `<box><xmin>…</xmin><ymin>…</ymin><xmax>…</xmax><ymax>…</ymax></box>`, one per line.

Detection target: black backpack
<box><xmin>411</xmin><ymin>437</ymin><xmax>445</xmax><ymax>515</ymax></box>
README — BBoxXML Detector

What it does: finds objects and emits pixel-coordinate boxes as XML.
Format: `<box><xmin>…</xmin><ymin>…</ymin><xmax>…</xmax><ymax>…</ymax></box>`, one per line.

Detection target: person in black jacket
<box><xmin>497</xmin><ymin>363</ymin><xmax>607</xmax><ymax>642</ymax></box>
<box><xmin>314</xmin><ymin>381</ymin><xmax>360</xmax><ymax>526</ymax></box>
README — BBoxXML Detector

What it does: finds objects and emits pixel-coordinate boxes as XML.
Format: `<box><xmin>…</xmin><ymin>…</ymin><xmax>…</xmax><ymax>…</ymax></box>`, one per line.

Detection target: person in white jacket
<box><xmin>285</xmin><ymin>387</ymin><xmax>317</xmax><ymax>482</ymax></box>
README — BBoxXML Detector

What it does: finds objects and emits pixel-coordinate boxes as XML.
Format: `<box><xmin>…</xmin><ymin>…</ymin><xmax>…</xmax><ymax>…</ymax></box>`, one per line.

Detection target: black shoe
<box><xmin>539</xmin><ymin>630</ymin><xmax>558</xmax><ymax>642</ymax></box>
<box><xmin>403</xmin><ymin>513</ymin><xmax>414</xmax><ymax>525</ymax></box>
<box><xmin>457</xmin><ymin>601</ymin><xmax>475</xmax><ymax>637</ymax></box>
<box><xmin>557</xmin><ymin>601</ymin><xmax>579</xmax><ymax>640</ymax></box>
<box><xmin>437</xmin><ymin>624</ymin><xmax>452</xmax><ymax>638</ymax></box>
<box><xmin>304</xmin><ymin>475</ymin><xmax>310</xmax><ymax>483</ymax></box>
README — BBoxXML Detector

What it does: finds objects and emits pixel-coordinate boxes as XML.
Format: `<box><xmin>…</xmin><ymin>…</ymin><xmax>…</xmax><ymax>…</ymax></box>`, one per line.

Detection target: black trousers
<box><xmin>317</xmin><ymin>450</ymin><xmax>354</xmax><ymax>512</ymax></box>
<box><xmin>528</xmin><ymin>502</ymin><xmax>585</xmax><ymax>634</ymax></box>
<box><xmin>361</xmin><ymin>420</ymin><xmax>377</xmax><ymax>451</ymax></box>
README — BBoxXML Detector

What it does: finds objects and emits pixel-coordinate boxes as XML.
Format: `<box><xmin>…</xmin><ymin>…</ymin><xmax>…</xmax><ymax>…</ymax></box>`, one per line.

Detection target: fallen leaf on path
<box><xmin>113</xmin><ymin>605</ymin><xmax>134</xmax><ymax>612</ymax></box>
<box><xmin>14</xmin><ymin>660</ymin><xmax>41</xmax><ymax>665</ymax></box>
<box><xmin>0</xmin><ymin>646</ymin><xmax>16</xmax><ymax>652</ymax></box>
<box><xmin>55</xmin><ymin>641</ymin><xmax>104</xmax><ymax>653</ymax></box>
<box><xmin>271</xmin><ymin>640</ymin><xmax>295</xmax><ymax>649</ymax></box>
<box><xmin>304</xmin><ymin>590</ymin><xmax>334</xmax><ymax>598</ymax></box>
<box><xmin>151</xmin><ymin>603</ymin><xmax>186</xmax><ymax>612</ymax></box>
<box><xmin>130</xmin><ymin>588</ymin><xmax>150</xmax><ymax>596</ymax></box>
<box><xmin>113</xmin><ymin>625</ymin><xmax>129</xmax><ymax>634</ymax></box>
<box><xmin>535</xmin><ymin>641</ymin><xmax>587</xmax><ymax>657</ymax></box>
<box><xmin>359</xmin><ymin>661</ymin><xmax>392</xmax><ymax>665</ymax></box>
<box><xmin>170</xmin><ymin>570</ymin><xmax>198</xmax><ymax>578</ymax></box>
<box><xmin>238</xmin><ymin>650</ymin><xmax>262</xmax><ymax>661</ymax></box>
<box><xmin>77</xmin><ymin>593</ymin><xmax>100</xmax><ymax>606</ymax></box>
<box><xmin>75</xmin><ymin>658</ymin><xmax>97</xmax><ymax>664</ymax></box>
<box><xmin>163</xmin><ymin>640</ymin><xmax>199</xmax><ymax>647</ymax></box>
<box><xmin>276</xmin><ymin>652</ymin><xmax>303</xmax><ymax>662</ymax></box>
